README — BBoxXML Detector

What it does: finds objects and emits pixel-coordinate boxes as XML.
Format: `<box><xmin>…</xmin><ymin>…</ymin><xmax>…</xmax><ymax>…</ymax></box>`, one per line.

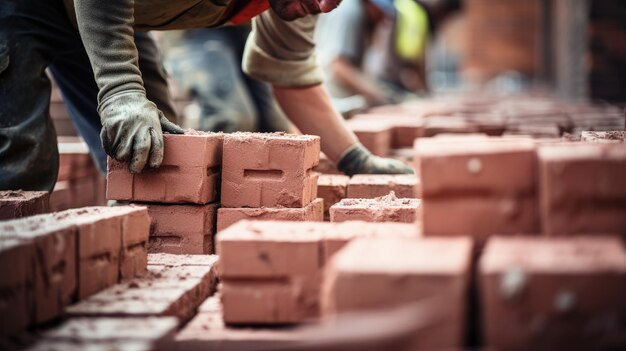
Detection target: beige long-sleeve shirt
<box><xmin>62</xmin><ymin>0</ymin><xmax>322</xmax><ymax>110</ymax></box>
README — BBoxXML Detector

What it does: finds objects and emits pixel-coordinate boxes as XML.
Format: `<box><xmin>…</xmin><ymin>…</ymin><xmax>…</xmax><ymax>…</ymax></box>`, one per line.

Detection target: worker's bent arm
<box><xmin>273</xmin><ymin>84</ymin><xmax>358</xmax><ymax>163</ymax></box>
<box><xmin>74</xmin><ymin>0</ymin><xmax>145</xmax><ymax>110</ymax></box>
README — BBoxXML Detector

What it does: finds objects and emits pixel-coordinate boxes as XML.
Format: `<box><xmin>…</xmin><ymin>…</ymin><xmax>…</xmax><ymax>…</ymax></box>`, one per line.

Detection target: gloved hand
<box><xmin>337</xmin><ymin>143</ymin><xmax>415</xmax><ymax>176</ymax></box>
<box><xmin>99</xmin><ymin>92</ymin><xmax>184</xmax><ymax>173</ymax></box>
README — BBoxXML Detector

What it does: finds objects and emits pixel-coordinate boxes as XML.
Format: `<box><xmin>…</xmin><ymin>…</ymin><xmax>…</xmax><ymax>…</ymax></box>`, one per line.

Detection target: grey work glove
<box><xmin>337</xmin><ymin>144</ymin><xmax>415</xmax><ymax>176</ymax></box>
<box><xmin>100</xmin><ymin>92</ymin><xmax>184</xmax><ymax>173</ymax></box>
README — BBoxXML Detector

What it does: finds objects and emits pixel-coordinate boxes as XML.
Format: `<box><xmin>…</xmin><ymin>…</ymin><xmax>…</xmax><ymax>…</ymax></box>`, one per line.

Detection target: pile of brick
<box><xmin>107</xmin><ymin>132</ymin><xmax>223</xmax><ymax>255</ymax></box>
<box><xmin>215</xmin><ymin>220</ymin><xmax>420</xmax><ymax>325</ymax></box>
<box><xmin>53</xmin><ymin>137</ymin><xmax>106</xmax><ymax>212</ymax></box>
<box><xmin>415</xmin><ymin>136</ymin><xmax>626</xmax><ymax>241</ymax></box>
<box><xmin>0</xmin><ymin>206</ymin><xmax>149</xmax><ymax>336</ymax></box>
<box><xmin>216</xmin><ymin>133</ymin><xmax>324</xmax><ymax>231</ymax></box>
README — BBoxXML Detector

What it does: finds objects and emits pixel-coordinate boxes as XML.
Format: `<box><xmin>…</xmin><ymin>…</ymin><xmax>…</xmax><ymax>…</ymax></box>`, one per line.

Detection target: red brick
<box><xmin>220</xmin><ymin>280</ymin><xmax>306</xmax><ymax>325</ymax></box>
<box><xmin>29</xmin><ymin>317</ymin><xmax>178</xmax><ymax>351</ymax></box>
<box><xmin>0</xmin><ymin>239</ymin><xmax>33</xmax><ymax>336</ymax></box>
<box><xmin>418</xmin><ymin>138</ymin><xmax>537</xmax><ymax>196</ymax></box>
<box><xmin>217</xmin><ymin>221</ymin><xmax>322</xmax><ymax>279</ymax></box>
<box><xmin>317</xmin><ymin>175</ymin><xmax>349</xmax><ymax>221</ymax></box>
<box><xmin>313</xmin><ymin>152</ymin><xmax>341</xmax><ymax>175</ymax></box>
<box><xmin>422</xmin><ymin>116</ymin><xmax>478</xmax><ymax>137</ymax></box>
<box><xmin>418</xmin><ymin>138</ymin><xmax>539</xmax><ymax>238</ymax></box>
<box><xmin>57</xmin><ymin>140</ymin><xmax>98</xmax><ymax>182</ymax></box>
<box><xmin>538</xmin><ymin>143</ymin><xmax>626</xmax><ymax>238</ymax></box>
<box><xmin>351</xmin><ymin>113</ymin><xmax>425</xmax><ymax>149</ymax></box>
<box><xmin>49</xmin><ymin>181</ymin><xmax>72</xmax><ymax>212</ymax></box>
<box><xmin>145</xmin><ymin>203</ymin><xmax>218</xmax><ymax>255</ymax></box>
<box><xmin>581</xmin><ymin>130</ymin><xmax>626</xmax><ymax>142</ymax></box>
<box><xmin>347</xmin><ymin>175</ymin><xmax>418</xmax><ymax>199</ymax></box>
<box><xmin>423</xmin><ymin>196</ymin><xmax>538</xmax><ymax>242</ymax></box>
<box><xmin>346</xmin><ymin>119</ymin><xmax>393</xmax><ymax>156</ymax></box>
<box><xmin>119</xmin><ymin>206</ymin><xmax>150</xmax><ymax>280</ymax></box>
<box><xmin>174</xmin><ymin>296</ymin><xmax>307</xmax><ymax>350</ymax></box>
<box><xmin>322</xmin><ymin>237</ymin><xmax>472</xmax><ymax>349</ymax></box>
<box><xmin>221</xmin><ymin>133</ymin><xmax>320</xmax><ymax>208</ymax></box>
<box><xmin>107</xmin><ymin>132</ymin><xmax>223</xmax><ymax>204</ymax></box>
<box><xmin>330</xmin><ymin>192</ymin><xmax>420</xmax><ymax>223</ymax></box>
<box><xmin>147</xmin><ymin>252</ymin><xmax>219</xmax><ymax>268</ymax></box>
<box><xmin>320</xmin><ymin>221</ymin><xmax>421</xmax><ymax>262</ymax></box>
<box><xmin>217</xmin><ymin>198</ymin><xmax>323</xmax><ymax>231</ymax></box>
<box><xmin>66</xmin><ymin>258</ymin><xmax>216</xmax><ymax>322</ymax></box>
<box><xmin>480</xmin><ymin>236</ymin><xmax>626</xmax><ymax>350</ymax></box>
<box><xmin>0</xmin><ymin>190</ymin><xmax>49</xmax><ymax>220</ymax></box>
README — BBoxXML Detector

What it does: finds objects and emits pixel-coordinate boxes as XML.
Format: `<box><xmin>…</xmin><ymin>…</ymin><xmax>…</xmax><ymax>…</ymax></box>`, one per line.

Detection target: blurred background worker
<box><xmin>315</xmin><ymin>0</ymin><xmax>461</xmax><ymax>115</ymax></box>
<box><xmin>158</xmin><ymin>26</ymin><xmax>293</xmax><ymax>134</ymax></box>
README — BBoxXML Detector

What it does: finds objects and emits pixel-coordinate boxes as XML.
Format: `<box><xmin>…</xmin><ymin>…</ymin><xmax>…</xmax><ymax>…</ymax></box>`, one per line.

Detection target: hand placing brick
<box><xmin>321</xmin><ymin>236</ymin><xmax>473</xmax><ymax>349</ymax></box>
<box><xmin>107</xmin><ymin>132</ymin><xmax>223</xmax><ymax>204</ymax></box>
<box><xmin>221</xmin><ymin>133</ymin><xmax>320</xmax><ymax>208</ymax></box>
<box><xmin>480</xmin><ymin>236</ymin><xmax>626</xmax><ymax>351</ymax></box>
<box><xmin>0</xmin><ymin>190</ymin><xmax>49</xmax><ymax>220</ymax></box>
<box><xmin>145</xmin><ymin>202</ymin><xmax>219</xmax><ymax>255</ymax></box>
<box><xmin>538</xmin><ymin>143</ymin><xmax>626</xmax><ymax>238</ymax></box>
<box><xmin>317</xmin><ymin>175</ymin><xmax>349</xmax><ymax>221</ymax></box>
<box><xmin>217</xmin><ymin>198</ymin><xmax>323</xmax><ymax>231</ymax></box>
<box><xmin>347</xmin><ymin>175</ymin><xmax>418</xmax><ymax>199</ymax></box>
<box><xmin>330</xmin><ymin>192</ymin><xmax>421</xmax><ymax>223</ymax></box>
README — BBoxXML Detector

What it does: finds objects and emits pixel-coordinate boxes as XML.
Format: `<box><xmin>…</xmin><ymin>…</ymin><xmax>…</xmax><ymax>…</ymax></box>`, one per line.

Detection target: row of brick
<box><xmin>415</xmin><ymin>135</ymin><xmax>626</xmax><ymax>241</ymax></box>
<box><xmin>213</xmin><ymin>219</ymin><xmax>626</xmax><ymax>350</ymax></box>
<box><xmin>5</xmin><ymin>254</ymin><xmax>217</xmax><ymax>351</ymax></box>
<box><xmin>347</xmin><ymin>96</ymin><xmax>624</xmax><ymax>156</ymax></box>
<box><xmin>0</xmin><ymin>206</ymin><xmax>149</xmax><ymax>337</ymax></box>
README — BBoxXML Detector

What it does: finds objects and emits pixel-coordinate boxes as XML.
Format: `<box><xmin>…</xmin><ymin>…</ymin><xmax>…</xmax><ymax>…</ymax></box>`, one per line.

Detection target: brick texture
<box><xmin>221</xmin><ymin>133</ymin><xmax>320</xmax><ymax>208</ymax></box>
<box><xmin>217</xmin><ymin>198</ymin><xmax>323</xmax><ymax>231</ymax></box>
<box><xmin>330</xmin><ymin>192</ymin><xmax>421</xmax><ymax>223</ymax></box>
<box><xmin>0</xmin><ymin>190</ymin><xmax>49</xmax><ymax>220</ymax></box>
<box><xmin>347</xmin><ymin>175</ymin><xmax>418</xmax><ymax>199</ymax></box>
<box><xmin>317</xmin><ymin>175</ymin><xmax>349</xmax><ymax>221</ymax></box>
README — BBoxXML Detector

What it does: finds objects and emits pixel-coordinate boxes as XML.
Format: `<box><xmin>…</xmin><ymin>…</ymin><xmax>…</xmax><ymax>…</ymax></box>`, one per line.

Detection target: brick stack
<box><xmin>53</xmin><ymin>137</ymin><xmax>106</xmax><ymax>211</ymax></box>
<box><xmin>107</xmin><ymin>132</ymin><xmax>223</xmax><ymax>255</ymax></box>
<box><xmin>0</xmin><ymin>206</ymin><xmax>149</xmax><ymax>336</ymax></box>
<box><xmin>480</xmin><ymin>236</ymin><xmax>626</xmax><ymax>350</ymax></box>
<box><xmin>216</xmin><ymin>220</ymin><xmax>420</xmax><ymax>325</ymax></box>
<box><xmin>417</xmin><ymin>137</ymin><xmax>539</xmax><ymax>242</ymax></box>
<box><xmin>330</xmin><ymin>192</ymin><xmax>421</xmax><ymax>224</ymax></box>
<box><xmin>0</xmin><ymin>190</ymin><xmax>49</xmax><ymax>220</ymax></box>
<box><xmin>322</xmin><ymin>236</ymin><xmax>473</xmax><ymax>350</ymax></box>
<box><xmin>217</xmin><ymin>133</ymin><xmax>324</xmax><ymax>231</ymax></box>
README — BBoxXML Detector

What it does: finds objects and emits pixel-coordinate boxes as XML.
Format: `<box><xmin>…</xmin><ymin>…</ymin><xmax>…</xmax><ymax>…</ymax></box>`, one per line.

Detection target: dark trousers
<box><xmin>0</xmin><ymin>0</ymin><xmax>176</xmax><ymax>191</ymax></box>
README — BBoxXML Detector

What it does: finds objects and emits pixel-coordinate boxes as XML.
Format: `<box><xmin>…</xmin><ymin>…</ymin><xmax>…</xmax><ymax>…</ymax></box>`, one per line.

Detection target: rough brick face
<box><xmin>317</xmin><ymin>175</ymin><xmax>349</xmax><ymax>221</ymax></box>
<box><xmin>221</xmin><ymin>133</ymin><xmax>320</xmax><ymax>208</ymax></box>
<box><xmin>0</xmin><ymin>190</ymin><xmax>49</xmax><ymax>220</ymax></box>
<box><xmin>217</xmin><ymin>198</ymin><xmax>323</xmax><ymax>231</ymax></box>
<box><xmin>107</xmin><ymin>133</ymin><xmax>223</xmax><ymax>204</ymax></box>
<box><xmin>347</xmin><ymin>175</ymin><xmax>418</xmax><ymax>199</ymax></box>
<box><xmin>145</xmin><ymin>203</ymin><xmax>218</xmax><ymax>255</ymax></box>
<box><xmin>321</xmin><ymin>237</ymin><xmax>472</xmax><ymax>349</ymax></box>
<box><xmin>417</xmin><ymin>138</ymin><xmax>539</xmax><ymax>238</ymax></box>
<box><xmin>480</xmin><ymin>236</ymin><xmax>626</xmax><ymax>351</ymax></box>
<box><xmin>330</xmin><ymin>192</ymin><xmax>421</xmax><ymax>223</ymax></box>
<box><xmin>539</xmin><ymin>143</ymin><xmax>626</xmax><ymax>239</ymax></box>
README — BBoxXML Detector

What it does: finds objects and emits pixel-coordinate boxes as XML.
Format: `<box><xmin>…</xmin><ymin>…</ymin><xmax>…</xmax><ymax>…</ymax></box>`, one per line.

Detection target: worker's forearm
<box><xmin>74</xmin><ymin>0</ymin><xmax>145</xmax><ymax>108</ymax></box>
<box><xmin>331</xmin><ymin>58</ymin><xmax>386</xmax><ymax>103</ymax></box>
<box><xmin>273</xmin><ymin>84</ymin><xmax>358</xmax><ymax>162</ymax></box>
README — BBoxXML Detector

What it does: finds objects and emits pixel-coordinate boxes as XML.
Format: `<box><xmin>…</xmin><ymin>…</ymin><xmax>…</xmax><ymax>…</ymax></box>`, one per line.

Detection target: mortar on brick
<box><xmin>217</xmin><ymin>198</ymin><xmax>323</xmax><ymax>231</ymax></box>
<box><xmin>330</xmin><ymin>192</ymin><xmax>421</xmax><ymax>223</ymax></box>
<box><xmin>347</xmin><ymin>175</ymin><xmax>418</xmax><ymax>199</ymax></box>
<box><xmin>0</xmin><ymin>190</ymin><xmax>49</xmax><ymax>220</ymax></box>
